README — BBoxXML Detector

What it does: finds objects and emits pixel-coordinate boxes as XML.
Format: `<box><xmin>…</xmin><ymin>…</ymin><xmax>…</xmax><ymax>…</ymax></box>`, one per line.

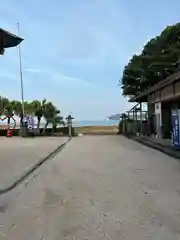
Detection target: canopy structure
<box><xmin>129</xmin><ymin>71</ymin><xmax>180</xmax><ymax>103</ymax></box>
<box><xmin>108</xmin><ymin>114</ymin><xmax>121</xmax><ymax>121</ymax></box>
<box><xmin>0</xmin><ymin>28</ymin><xmax>24</xmax><ymax>54</ymax></box>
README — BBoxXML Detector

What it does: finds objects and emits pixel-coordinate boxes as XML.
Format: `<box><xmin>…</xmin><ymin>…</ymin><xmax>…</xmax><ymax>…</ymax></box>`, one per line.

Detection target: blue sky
<box><xmin>0</xmin><ymin>0</ymin><xmax>180</xmax><ymax>120</ymax></box>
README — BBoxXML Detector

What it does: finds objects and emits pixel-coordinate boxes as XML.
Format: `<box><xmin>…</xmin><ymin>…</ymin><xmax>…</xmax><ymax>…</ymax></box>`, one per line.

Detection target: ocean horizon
<box><xmin>73</xmin><ymin>120</ymin><xmax>118</xmax><ymax>127</ymax></box>
<box><xmin>0</xmin><ymin>118</ymin><xmax>118</xmax><ymax>128</ymax></box>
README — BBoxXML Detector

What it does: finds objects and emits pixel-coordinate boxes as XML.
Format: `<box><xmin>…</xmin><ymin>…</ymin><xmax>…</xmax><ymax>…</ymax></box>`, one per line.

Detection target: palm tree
<box><xmin>0</xmin><ymin>96</ymin><xmax>4</xmax><ymax>113</ymax></box>
<box><xmin>31</xmin><ymin>99</ymin><xmax>47</xmax><ymax>134</ymax></box>
<box><xmin>41</xmin><ymin>101</ymin><xmax>64</xmax><ymax>135</ymax></box>
<box><xmin>11</xmin><ymin>100</ymin><xmax>31</xmax><ymax>127</ymax></box>
<box><xmin>0</xmin><ymin>96</ymin><xmax>65</xmax><ymax>136</ymax></box>
<box><xmin>3</xmin><ymin>99</ymin><xmax>13</xmax><ymax>127</ymax></box>
<box><xmin>11</xmin><ymin>100</ymin><xmax>23</xmax><ymax>123</ymax></box>
<box><xmin>42</xmin><ymin>101</ymin><xmax>57</xmax><ymax>135</ymax></box>
<box><xmin>0</xmin><ymin>96</ymin><xmax>10</xmax><ymax>113</ymax></box>
<box><xmin>51</xmin><ymin>115</ymin><xmax>65</xmax><ymax>133</ymax></box>
<box><xmin>24</xmin><ymin>101</ymin><xmax>33</xmax><ymax>116</ymax></box>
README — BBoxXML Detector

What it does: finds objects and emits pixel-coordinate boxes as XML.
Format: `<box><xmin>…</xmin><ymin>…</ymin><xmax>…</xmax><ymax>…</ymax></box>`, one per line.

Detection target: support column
<box><xmin>140</xmin><ymin>102</ymin><xmax>143</xmax><ymax>135</ymax></box>
<box><xmin>154</xmin><ymin>102</ymin><xmax>162</xmax><ymax>138</ymax></box>
<box><xmin>133</xmin><ymin>109</ymin><xmax>135</xmax><ymax>134</ymax></box>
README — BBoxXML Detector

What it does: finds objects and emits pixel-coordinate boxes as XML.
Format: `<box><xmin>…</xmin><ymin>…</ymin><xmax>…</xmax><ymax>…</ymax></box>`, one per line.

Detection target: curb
<box><xmin>124</xmin><ymin>135</ymin><xmax>180</xmax><ymax>160</ymax></box>
<box><xmin>0</xmin><ymin>137</ymin><xmax>71</xmax><ymax>195</ymax></box>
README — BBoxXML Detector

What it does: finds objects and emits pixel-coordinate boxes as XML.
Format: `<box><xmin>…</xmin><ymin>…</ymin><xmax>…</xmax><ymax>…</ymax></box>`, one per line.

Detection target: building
<box><xmin>129</xmin><ymin>71</ymin><xmax>180</xmax><ymax>139</ymax></box>
<box><xmin>0</xmin><ymin>28</ymin><xmax>23</xmax><ymax>54</ymax></box>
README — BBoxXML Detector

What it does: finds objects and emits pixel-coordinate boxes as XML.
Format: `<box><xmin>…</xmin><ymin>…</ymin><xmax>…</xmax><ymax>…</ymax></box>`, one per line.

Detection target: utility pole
<box><xmin>17</xmin><ymin>23</ymin><xmax>25</xmax><ymax>120</ymax></box>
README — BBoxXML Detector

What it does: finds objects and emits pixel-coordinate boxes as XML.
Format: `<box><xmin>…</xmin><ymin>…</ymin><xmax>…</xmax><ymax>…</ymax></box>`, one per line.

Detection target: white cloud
<box><xmin>0</xmin><ymin>71</ymin><xmax>19</xmax><ymax>80</ymax></box>
<box><xmin>24</xmin><ymin>68</ymin><xmax>43</xmax><ymax>73</ymax></box>
<box><xmin>51</xmin><ymin>71</ymin><xmax>95</xmax><ymax>88</ymax></box>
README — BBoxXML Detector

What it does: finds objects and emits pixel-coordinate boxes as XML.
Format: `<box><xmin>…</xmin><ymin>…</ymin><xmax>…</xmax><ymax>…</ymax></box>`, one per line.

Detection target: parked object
<box><xmin>7</xmin><ymin>129</ymin><xmax>12</xmax><ymax>137</ymax></box>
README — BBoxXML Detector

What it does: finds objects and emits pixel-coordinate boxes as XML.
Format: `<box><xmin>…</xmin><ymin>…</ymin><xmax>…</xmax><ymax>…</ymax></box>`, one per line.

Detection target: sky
<box><xmin>0</xmin><ymin>0</ymin><xmax>180</xmax><ymax>120</ymax></box>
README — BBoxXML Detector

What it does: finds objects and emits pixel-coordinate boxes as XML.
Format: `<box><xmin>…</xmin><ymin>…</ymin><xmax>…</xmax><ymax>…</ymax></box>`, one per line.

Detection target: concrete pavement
<box><xmin>1</xmin><ymin>136</ymin><xmax>180</xmax><ymax>239</ymax></box>
<box><xmin>0</xmin><ymin>137</ymin><xmax>68</xmax><ymax>189</ymax></box>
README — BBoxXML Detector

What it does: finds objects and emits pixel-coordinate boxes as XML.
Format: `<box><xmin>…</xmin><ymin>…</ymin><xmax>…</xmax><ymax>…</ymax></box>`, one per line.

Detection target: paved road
<box><xmin>0</xmin><ymin>137</ymin><xmax>68</xmax><ymax>188</ymax></box>
<box><xmin>1</xmin><ymin>136</ymin><xmax>180</xmax><ymax>239</ymax></box>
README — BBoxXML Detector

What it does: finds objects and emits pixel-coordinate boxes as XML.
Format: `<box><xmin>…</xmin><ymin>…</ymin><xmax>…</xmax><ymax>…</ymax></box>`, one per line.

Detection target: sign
<box><xmin>29</xmin><ymin>116</ymin><xmax>35</xmax><ymax>132</ymax></box>
<box><xmin>171</xmin><ymin>109</ymin><xmax>180</xmax><ymax>147</ymax></box>
<box><xmin>22</xmin><ymin>116</ymin><xmax>28</xmax><ymax>123</ymax></box>
<box><xmin>26</xmin><ymin>115</ymin><xmax>35</xmax><ymax>132</ymax></box>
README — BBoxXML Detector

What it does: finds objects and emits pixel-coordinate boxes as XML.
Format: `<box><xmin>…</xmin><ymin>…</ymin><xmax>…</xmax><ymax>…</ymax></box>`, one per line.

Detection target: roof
<box><xmin>0</xmin><ymin>28</ymin><xmax>24</xmax><ymax>48</ymax></box>
<box><xmin>129</xmin><ymin>71</ymin><xmax>180</xmax><ymax>102</ymax></box>
<box><xmin>108</xmin><ymin>114</ymin><xmax>121</xmax><ymax>120</ymax></box>
<box><xmin>65</xmin><ymin>115</ymin><xmax>74</xmax><ymax>120</ymax></box>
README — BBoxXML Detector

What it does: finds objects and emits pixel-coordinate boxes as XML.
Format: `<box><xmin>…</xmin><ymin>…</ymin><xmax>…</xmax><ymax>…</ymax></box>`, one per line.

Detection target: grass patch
<box><xmin>75</xmin><ymin>125</ymin><xmax>117</xmax><ymax>134</ymax></box>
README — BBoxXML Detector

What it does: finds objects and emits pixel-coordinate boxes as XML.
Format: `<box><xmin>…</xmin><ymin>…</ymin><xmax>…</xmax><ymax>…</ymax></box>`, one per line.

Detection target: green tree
<box><xmin>51</xmin><ymin>115</ymin><xmax>64</xmax><ymax>133</ymax></box>
<box><xmin>0</xmin><ymin>97</ymin><xmax>10</xmax><ymax>113</ymax></box>
<box><xmin>42</xmin><ymin>101</ymin><xmax>63</xmax><ymax>135</ymax></box>
<box><xmin>121</xmin><ymin>22</ymin><xmax>180</xmax><ymax>97</ymax></box>
<box><xmin>11</xmin><ymin>100</ymin><xmax>23</xmax><ymax>123</ymax></box>
<box><xmin>0</xmin><ymin>96</ymin><xmax>64</xmax><ymax>135</ymax></box>
<box><xmin>1</xmin><ymin>98</ymin><xmax>13</xmax><ymax>126</ymax></box>
<box><xmin>31</xmin><ymin>99</ymin><xmax>47</xmax><ymax>134</ymax></box>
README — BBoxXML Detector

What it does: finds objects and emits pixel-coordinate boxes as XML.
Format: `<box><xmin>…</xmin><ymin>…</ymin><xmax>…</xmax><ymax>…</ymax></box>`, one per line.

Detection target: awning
<box><xmin>0</xmin><ymin>28</ymin><xmax>24</xmax><ymax>54</ymax></box>
<box><xmin>129</xmin><ymin>71</ymin><xmax>180</xmax><ymax>103</ymax></box>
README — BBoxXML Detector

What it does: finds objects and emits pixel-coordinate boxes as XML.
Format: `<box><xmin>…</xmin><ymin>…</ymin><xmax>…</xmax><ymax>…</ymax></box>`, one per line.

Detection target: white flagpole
<box><xmin>17</xmin><ymin>23</ymin><xmax>25</xmax><ymax>120</ymax></box>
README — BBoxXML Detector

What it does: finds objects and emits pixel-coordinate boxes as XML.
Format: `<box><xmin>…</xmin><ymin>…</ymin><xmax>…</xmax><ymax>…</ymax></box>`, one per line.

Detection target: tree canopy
<box><xmin>0</xmin><ymin>96</ymin><xmax>65</xmax><ymax>134</ymax></box>
<box><xmin>120</xmin><ymin>22</ymin><xmax>180</xmax><ymax>98</ymax></box>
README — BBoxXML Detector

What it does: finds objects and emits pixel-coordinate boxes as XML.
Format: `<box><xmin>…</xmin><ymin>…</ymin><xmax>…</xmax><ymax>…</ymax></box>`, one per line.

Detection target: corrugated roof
<box><xmin>129</xmin><ymin>71</ymin><xmax>180</xmax><ymax>102</ymax></box>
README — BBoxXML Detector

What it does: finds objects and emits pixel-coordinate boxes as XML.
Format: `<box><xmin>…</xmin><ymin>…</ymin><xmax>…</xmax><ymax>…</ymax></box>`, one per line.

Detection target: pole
<box><xmin>68</xmin><ymin>120</ymin><xmax>72</xmax><ymax>138</ymax></box>
<box><xmin>140</xmin><ymin>102</ymin><xmax>143</xmax><ymax>135</ymax></box>
<box><xmin>135</xmin><ymin>108</ymin><xmax>137</xmax><ymax>134</ymax></box>
<box><xmin>17</xmin><ymin>23</ymin><xmax>25</xmax><ymax>119</ymax></box>
<box><xmin>133</xmin><ymin>109</ymin><xmax>135</xmax><ymax>134</ymax></box>
<box><xmin>69</xmin><ymin>112</ymin><xmax>73</xmax><ymax>138</ymax></box>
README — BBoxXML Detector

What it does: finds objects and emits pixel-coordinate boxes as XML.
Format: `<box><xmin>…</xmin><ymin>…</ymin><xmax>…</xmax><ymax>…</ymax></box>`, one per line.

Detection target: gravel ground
<box><xmin>0</xmin><ymin>137</ymin><xmax>68</xmax><ymax>188</ymax></box>
<box><xmin>0</xmin><ymin>135</ymin><xmax>180</xmax><ymax>239</ymax></box>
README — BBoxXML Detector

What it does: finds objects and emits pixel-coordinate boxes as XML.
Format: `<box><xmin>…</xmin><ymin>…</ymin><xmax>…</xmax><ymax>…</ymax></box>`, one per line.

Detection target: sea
<box><xmin>73</xmin><ymin>120</ymin><xmax>118</xmax><ymax>127</ymax></box>
<box><xmin>0</xmin><ymin>119</ymin><xmax>118</xmax><ymax>128</ymax></box>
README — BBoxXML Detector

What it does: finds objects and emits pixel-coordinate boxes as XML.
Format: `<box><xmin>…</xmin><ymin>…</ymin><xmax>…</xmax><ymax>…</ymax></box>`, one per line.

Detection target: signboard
<box><xmin>25</xmin><ymin>115</ymin><xmax>35</xmax><ymax>132</ymax></box>
<box><xmin>171</xmin><ymin>109</ymin><xmax>180</xmax><ymax>147</ymax></box>
<box><xmin>28</xmin><ymin>116</ymin><xmax>35</xmax><ymax>132</ymax></box>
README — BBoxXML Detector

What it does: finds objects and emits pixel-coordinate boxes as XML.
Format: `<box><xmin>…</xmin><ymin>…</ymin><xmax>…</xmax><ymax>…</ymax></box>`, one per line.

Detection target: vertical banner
<box><xmin>171</xmin><ymin>109</ymin><xmax>180</xmax><ymax>147</ymax></box>
<box><xmin>27</xmin><ymin>116</ymin><xmax>35</xmax><ymax>132</ymax></box>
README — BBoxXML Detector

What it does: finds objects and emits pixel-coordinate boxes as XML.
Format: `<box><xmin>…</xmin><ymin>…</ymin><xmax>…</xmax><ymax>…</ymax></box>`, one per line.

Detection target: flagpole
<box><xmin>17</xmin><ymin>22</ymin><xmax>25</xmax><ymax>120</ymax></box>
